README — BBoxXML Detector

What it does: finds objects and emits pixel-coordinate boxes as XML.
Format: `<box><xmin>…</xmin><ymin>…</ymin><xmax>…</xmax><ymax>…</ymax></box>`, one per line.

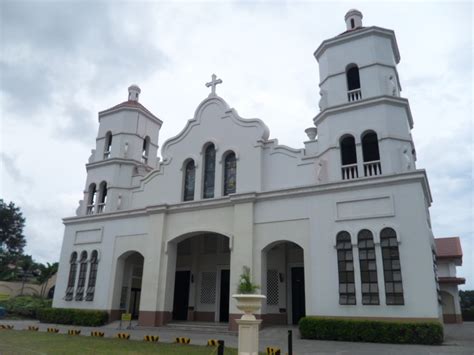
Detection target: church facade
<box><xmin>53</xmin><ymin>10</ymin><xmax>443</xmax><ymax>329</ymax></box>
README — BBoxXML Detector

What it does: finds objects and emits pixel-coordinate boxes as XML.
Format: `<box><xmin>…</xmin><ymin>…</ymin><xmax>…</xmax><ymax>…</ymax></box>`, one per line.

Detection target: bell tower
<box><xmin>313</xmin><ymin>10</ymin><xmax>416</xmax><ymax>182</ymax></box>
<box><xmin>78</xmin><ymin>85</ymin><xmax>163</xmax><ymax>216</ymax></box>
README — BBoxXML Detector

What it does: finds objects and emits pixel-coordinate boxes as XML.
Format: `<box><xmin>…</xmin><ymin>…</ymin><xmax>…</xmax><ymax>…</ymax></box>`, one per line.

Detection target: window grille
<box><xmin>358</xmin><ymin>230</ymin><xmax>379</xmax><ymax>305</ymax></box>
<box><xmin>381</xmin><ymin>228</ymin><xmax>404</xmax><ymax>305</ymax></box>
<box><xmin>336</xmin><ymin>231</ymin><xmax>356</xmax><ymax>305</ymax></box>
<box><xmin>86</xmin><ymin>250</ymin><xmax>98</xmax><ymax>301</ymax></box>
<box><xmin>432</xmin><ymin>250</ymin><xmax>442</xmax><ymax>304</ymax></box>
<box><xmin>200</xmin><ymin>272</ymin><xmax>216</xmax><ymax>304</ymax></box>
<box><xmin>75</xmin><ymin>251</ymin><xmax>88</xmax><ymax>301</ymax></box>
<box><xmin>65</xmin><ymin>252</ymin><xmax>78</xmax><ymax>301</ymax></box>
<box><xmin>266</xmin><ymin>270</ymin><xmax>279</xmax><ymax>305</ymax></box>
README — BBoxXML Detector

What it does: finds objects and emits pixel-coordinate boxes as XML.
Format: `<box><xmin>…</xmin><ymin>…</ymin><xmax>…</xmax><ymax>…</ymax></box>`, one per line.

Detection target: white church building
<box><xmin>53</xmin><ymin>10</ymin><xmax>444</xmax><ymax>329</ymax></box>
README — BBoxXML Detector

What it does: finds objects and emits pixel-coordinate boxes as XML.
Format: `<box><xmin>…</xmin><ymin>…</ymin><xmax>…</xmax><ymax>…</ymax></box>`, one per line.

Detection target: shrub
<box><xmin>37</xmin><ymin>308</ymin><xmax>108</xmax><ymax>326</ymax></box>
<box><xmin>0</xmin><ymin>295</ymin><xmax>51</xmax><ymax>318</ymax></box>
<box><xmin>462</xmin><ymin>307</ymin><xmax>474</xmax><ymax>322</ymax></box>
<box><xmin>299</xmin><ymin>317</ymin><xmax>443</xmax><ymax>345</ymax></box>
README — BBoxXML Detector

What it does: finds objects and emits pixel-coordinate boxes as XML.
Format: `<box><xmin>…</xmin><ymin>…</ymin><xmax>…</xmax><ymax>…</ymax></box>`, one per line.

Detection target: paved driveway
<box><xmin>1</xmin><ymin>320</ymin><xmax>473</xmax><ymax>354</ymax></box>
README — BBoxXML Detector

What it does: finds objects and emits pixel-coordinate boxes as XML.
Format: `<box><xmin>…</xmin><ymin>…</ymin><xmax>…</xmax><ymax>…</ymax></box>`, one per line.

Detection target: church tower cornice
<box><xmin>314</xmin><ymin>96</ymin><xmax>413</xmax><ymax>129</ymax></box>
<box><xmin>314</xmin><ymin>26</ymin><xmax>401</xmax><ymax>64</ymax></box>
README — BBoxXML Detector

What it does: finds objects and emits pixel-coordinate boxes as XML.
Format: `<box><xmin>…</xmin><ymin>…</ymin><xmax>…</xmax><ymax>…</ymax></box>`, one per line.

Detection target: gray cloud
<box><xmin>54</xmin><ymin>103</ymin><xmax>96</xmax><ymax>143</ymax></box>
<box><xmin>0</xmin><ymin>153</ymin><xmax>31</xmax><ymax>184</ymax></box>
<box><xmin>1</xmin><ymin>1</ymin><xmax>168</xmax><ymax>123</ymax></box>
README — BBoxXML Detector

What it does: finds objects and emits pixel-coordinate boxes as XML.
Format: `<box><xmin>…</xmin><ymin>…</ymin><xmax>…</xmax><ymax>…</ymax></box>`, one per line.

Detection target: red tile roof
<box><xmin>99</xmin><ymin>100</ymin><xmax>160</xmax><ymax>121</ymax></box>
<box><xmin>435</xmin><ymin>237</ymin><xmax>463</xmax><ymax>259</ymax></box>
<box><xmin>438</xmin><ymin>276</ymin><xmax>466</xmax><ymax>285</ymax></box>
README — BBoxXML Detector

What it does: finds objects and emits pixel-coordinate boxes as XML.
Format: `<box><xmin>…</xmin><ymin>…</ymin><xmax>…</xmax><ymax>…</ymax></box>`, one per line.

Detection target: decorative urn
<box><xmin>232</xmin><ymin>294</ymin><xmax>266</xmax><ymax>320</ymax></box>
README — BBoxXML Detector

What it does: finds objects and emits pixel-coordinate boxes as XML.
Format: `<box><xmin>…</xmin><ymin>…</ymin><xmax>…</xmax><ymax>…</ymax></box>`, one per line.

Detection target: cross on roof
<box><xmin>205</xmin><ymin>74</ymin><xmax>223</xmax><ymax>97</ymax></box>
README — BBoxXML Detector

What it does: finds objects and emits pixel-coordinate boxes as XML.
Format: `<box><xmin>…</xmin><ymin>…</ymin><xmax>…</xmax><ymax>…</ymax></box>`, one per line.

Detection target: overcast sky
<box><xmin>0</xmin><ymin>0</ymin><xmax>472</xmax><ymax>288</ymax></box>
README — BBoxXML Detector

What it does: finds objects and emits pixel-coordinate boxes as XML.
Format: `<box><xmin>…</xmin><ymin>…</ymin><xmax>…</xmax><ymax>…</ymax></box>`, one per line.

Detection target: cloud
<box><xmin>0</xmin><ymin>1</ymin><xmax>168</xmax><ymax>126</ymax></box>
<box><xmin>0</xmin><ymin>153</ymin><xmax>31</xmax><ymax>184</ymax></box>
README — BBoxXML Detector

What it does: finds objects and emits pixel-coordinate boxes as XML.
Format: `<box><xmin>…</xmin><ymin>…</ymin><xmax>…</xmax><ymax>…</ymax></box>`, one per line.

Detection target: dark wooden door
<box><xmin>130</xmin><ymin>288</ymin><xmax>141</xmax><ymax>319</ymax></box>
<box><xmin>172</xmin><ymin>271</ymin><xmax>190</xmax><ymax>320</ymax></box>
<box><xmin>219</xmin><ymin>270</ymin><xmax>230</xmax><ymax>322</ymax></box>
<box><xmin>291</xmin><ymin>267</ymin><xmax>306</xmax><ymax>325</ymax></box>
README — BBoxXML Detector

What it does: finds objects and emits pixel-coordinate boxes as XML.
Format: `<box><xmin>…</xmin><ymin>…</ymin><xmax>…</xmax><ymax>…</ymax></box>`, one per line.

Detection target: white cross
<box><xmin>205</xmin><ymin>74</ymin><xmax>223</xmax><ymax>96</ymax></box>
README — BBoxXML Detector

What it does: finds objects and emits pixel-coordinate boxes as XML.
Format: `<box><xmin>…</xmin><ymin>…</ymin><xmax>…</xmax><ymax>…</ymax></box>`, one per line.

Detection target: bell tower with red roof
<box><xmin>78</xmin><ymin>85</ymin><xmax>162</xmax><ymax>216</ymax></box>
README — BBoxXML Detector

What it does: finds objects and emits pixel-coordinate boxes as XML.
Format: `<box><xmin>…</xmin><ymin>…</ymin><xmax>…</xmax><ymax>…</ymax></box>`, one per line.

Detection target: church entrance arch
<box><xmin>261</xmin><ymin>241</ymin><xmax>306</xmax><ymax>325</ymax></box>
<box><xmin>168</xmin><ymin>232</ymin><xmax>231</xmax><ymax>323</ymax></box>
<box><xmin>113</xmin><ymin>251</ymin><xmax>144</xmax><ymax>319</ymax></box>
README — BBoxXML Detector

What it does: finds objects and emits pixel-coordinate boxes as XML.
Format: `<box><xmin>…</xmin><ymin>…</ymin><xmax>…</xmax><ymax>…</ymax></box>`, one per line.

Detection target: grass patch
<box><xmin>0</xmin><ymin>330</ymin><xmax>238</xmax><ymax>354</ymax></box>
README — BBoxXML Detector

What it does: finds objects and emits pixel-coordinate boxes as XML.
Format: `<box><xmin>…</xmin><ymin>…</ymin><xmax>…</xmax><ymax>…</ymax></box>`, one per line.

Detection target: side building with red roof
<box><xmin>435</xmin><ymin>237</ymin><xmax>465</xmax><ymax>323</ymax></box>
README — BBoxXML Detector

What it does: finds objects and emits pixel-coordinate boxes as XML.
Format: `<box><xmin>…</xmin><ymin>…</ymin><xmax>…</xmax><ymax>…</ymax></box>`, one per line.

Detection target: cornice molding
<box><xmin>313</xmin><ymin>96</ymin><xmax>414</xmax><ymax>129</ymax></box>
<box><xmin>314</xmin><ymin>26</ymin><xmax>401</xmax><ymax>64</ymax></box>
<box><xmin>98</xmin><ymin>105</ymin><xmax>163</xmax><ymax>126</ymax></box>
<box><xmin>64</xmin><ymin>170</ymin><xmax>432</xmax><ymax>225</ymax></box>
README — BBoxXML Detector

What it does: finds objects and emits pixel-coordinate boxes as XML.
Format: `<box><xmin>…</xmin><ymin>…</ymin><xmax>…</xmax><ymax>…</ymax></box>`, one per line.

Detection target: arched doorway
<box><xmin>261</xmin><ymin>241</ymin><xmax>305</xmax><ymax>325</ymax></box>
<box><xmin>441</xmin><ymin>290</ymin><xmax>456</xmax><ymax>323</ymax></box>
<box><xmin>169</xmin><ymin>233</ymin><xmax>231</xmax><ymax>323</ymax></box>
<box><xmin>114</xmin><ymin>251</ymin><xmax>144</xmax><ymax>319</ymax></box>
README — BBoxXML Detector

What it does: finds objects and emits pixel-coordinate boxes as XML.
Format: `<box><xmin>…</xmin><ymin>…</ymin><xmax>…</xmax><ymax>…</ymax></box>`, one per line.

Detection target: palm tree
<box><xmin>37</xmin><ymin>262</ymin><xmax>58</xmax><ymax>298</ymax></box>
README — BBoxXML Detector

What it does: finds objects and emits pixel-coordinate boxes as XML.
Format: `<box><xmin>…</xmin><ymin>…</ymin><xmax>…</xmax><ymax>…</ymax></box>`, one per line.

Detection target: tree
<box><xmin>460</xmin><ymin>290</ymin><xmax>474</xmax><ymax>310</ymax></box>
<box><xmin>0</xmin><ymin>200</ymin><xmax>28</xmax><ymax>281</ymax></box>
<box><xmin>0</xmin><ymin>199</ymin><xmax>26</xmax><ymax>256</ymax></box>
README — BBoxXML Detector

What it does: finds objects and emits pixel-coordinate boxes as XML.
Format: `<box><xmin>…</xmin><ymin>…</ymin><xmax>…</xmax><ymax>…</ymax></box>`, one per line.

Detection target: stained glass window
<box><xmin>183</xmin><ymin>160</ymin><xmax>195</xmax><ymax>201</ymax></box>
<box><xmin>86</xmin><ymin>250</ymin><xmax>99</xmax><ymax>301</ymax></box>
<box><xmin>381</xmin><ymin>228</ymin><xmax>404</xmax><ymax>305</ymax></box>
<box><xmin>336</xmin><ymin>231</ymin><xmax>356</xmax><ymax>305</ymax></box>
<box><xmin>203</xmin><ymin>144</ymin><xmax>216</xmax><ymax>199</ymax></box>
<box><xmin>75</xmin><ymin>251</ymin><xmax>88</xmax><ymax>301</ymax></box>
<box><xmin>65</xmin><ymin>252</ymin><xmax>78</xmax><ymax>301</ymax></box>
<box><xmin>358</xmin><ymin>229</ymin><xmax>379</xmax><ymax>305</ymax></box>
<box><xmin>224</xmin><ymin>152</ymin><xmax>236</xmax><ymax>195</ymax></box>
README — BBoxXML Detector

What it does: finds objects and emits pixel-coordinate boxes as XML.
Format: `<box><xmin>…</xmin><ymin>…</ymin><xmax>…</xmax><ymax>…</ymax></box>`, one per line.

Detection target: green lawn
<box><xmin>0</xmin><ymin>330</ymin><xmax>238</xmax><ymax>354</ymax></box>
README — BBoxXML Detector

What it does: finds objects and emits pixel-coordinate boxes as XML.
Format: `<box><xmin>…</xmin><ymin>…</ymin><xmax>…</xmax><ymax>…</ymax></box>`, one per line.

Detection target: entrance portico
<box><xmin>167</xmin><ymin>232</ymin><xmax>232</xmax><ymax>324</ymax></box>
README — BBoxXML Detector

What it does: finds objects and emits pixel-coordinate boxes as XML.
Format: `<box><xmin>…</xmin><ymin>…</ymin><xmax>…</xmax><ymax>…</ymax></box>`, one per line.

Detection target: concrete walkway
<box><xmin>1</xmin><ymin>320</ymin><xmax>473</xmax><ymax>354</ymax></box>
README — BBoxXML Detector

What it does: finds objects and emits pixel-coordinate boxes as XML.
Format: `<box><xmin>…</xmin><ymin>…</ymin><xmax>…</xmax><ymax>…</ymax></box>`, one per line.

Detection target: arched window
<box><xmin>86</xmin><ymin>250</ymin><xmax>99</xmax><ymax>301</ymax></box>
<box><xmin>346</xmin><ymin>64</ymin><xmax>362</xmax><ymax>101</ymax></box>
<box><xmin>183</xmin><ymin>159</ymin><xmax>196</xmax><ymax>201</ymax></box>
<box><xmin>336</xmin><ymin>231</ymin><xmax>356</xmax><ymax>305</ymax></box>
<box><xmin>141</xmin><ymin>136</ymin><xmax>150</xmax><ymax>164</ymax></box>
<box><xmin>223</xmin><ymin>152</ymin><xmax>237</xmax><ymax>196</ymax></box>
<box><xmin>340</xmin><ymin>135</ymin><xmax>358</xmax><ymax>180</ymax></box>
<box><xmin>87</xmin><ymin>183</ymin><xmax>96</xmax><ymax>215</ymax></box>
<box><xmin>351</xmin><ymin>18</ymin><xmax>355</xmax><ymax>28</ymax></box>
<box><xmin>203</xmin><ymin>143</ymin><xmax>216</xmax><ymax>199</ymax></box>
<box><xmin>97</xmin><ymin>182</ymin><xmax>107</xmax><ymax>214</ymax></box>
<box><xmin>75</xmin><ymin>251</ymin><xmax>88</xmax><ymax>301</ymax></box>
<box><xmin>104</xmin><ymin>131</ymin><xmax>112</xmax><ymax>159</ymax></box>
<box><xmin>358</xmin><ymin>230</ymin><xmax>379</xmax><ymax>305</ymax></box>
<box><xmin>65</xmin><ymin>252</ymin><xmax>78</xmax><ymax>301</ymax></box>
<box><xmin>362</xmin><ymin>131</ymin><xmax>382</xmax><ymax>177</ymax></box>
<box><xmin>380</xmin><ymin>228</ymin><xmax>404</xmax><ymax>305</ymax></box>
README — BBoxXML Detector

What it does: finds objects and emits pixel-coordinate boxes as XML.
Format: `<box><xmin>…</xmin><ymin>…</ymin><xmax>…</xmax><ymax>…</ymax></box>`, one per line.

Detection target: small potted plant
<box><xmin>232</xmin><ymin>266</ymin><xmax>266</xmax><ymax>320</ymax></box>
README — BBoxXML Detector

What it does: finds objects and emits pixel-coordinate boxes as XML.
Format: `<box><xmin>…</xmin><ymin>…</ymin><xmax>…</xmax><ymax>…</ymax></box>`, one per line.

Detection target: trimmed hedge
<box><xmin>37</xmin><ymin>308</ymin><xmax>108</xmax><ymax>327</ymax></box>
<box><xmin>299</xmin><ymin>317</ymin><xmax>443</xmax><ymax>345</ymax></box>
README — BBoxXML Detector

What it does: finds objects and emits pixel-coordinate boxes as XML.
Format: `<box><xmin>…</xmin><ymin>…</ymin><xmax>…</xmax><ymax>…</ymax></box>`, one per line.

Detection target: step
<box><xmin>164</xmin><ymin>322</ymin><xmax>233</xmax><ymax>334</ymax></box>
